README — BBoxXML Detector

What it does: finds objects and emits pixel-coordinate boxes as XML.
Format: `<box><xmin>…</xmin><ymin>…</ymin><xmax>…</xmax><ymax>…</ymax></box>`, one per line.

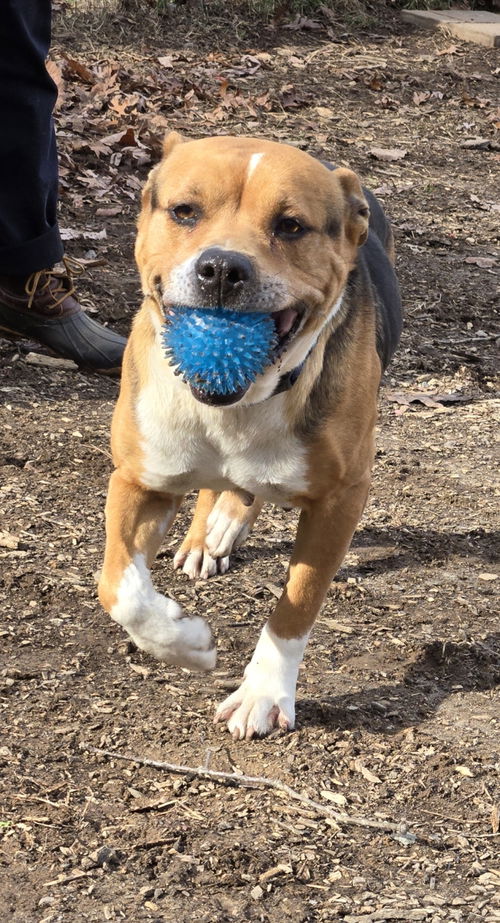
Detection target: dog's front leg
<box><xmin>98</xmin><ymin>470</ymin><xmax>216</xmax><ymax>671</ymax></box>
<box><xmin>215</xmin><ymin>476</ymin><xmax>371</xmax><ymax>738</ymax></box>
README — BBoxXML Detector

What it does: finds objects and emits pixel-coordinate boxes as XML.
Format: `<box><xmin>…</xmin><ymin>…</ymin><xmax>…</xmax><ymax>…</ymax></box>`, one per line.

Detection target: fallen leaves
<box><xmin>464</xmin><ymin>256</ymin><xmax>498</xmax><ymax>268</ymax></box>
<box><xmin>61</xmin><ymin>54</ymin><xmax>96</xmax><ymax>85</ymax></box>
<box><xmin>386</xmin><ymin>391</ymin><xmax>471</xmax><ymax>414</ymax></box>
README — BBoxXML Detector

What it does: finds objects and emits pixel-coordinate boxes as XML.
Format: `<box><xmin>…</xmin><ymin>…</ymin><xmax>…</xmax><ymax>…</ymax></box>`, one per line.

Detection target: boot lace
<box><xmin>24</xmin><ymin>256</ymin><xmax>85</xmax><ymax>310</ymax></box>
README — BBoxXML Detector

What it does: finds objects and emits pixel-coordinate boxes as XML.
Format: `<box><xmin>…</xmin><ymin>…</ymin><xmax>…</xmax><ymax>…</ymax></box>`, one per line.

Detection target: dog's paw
<box><xmin>173</xmin><ymin>545</ymin><xmax>230</xmax><ymax>579</ymax></box>
<box><xmin>215</xmin><ymin>682</ymin><xmax>294</xmax><ymax>739</ymax></box>
<box><xmin>205</xmin><ymin>508</ymin><xmax>251</xmax><ymax>559</ymax></box>
<box><xmin>125</xmin><ymin>597</ymin><xmax>216</xmax><ymax>671</ymax></box>
<box><xmin>110</xmin><ymin>554</ymin><xmax>216</xmax><ymax>671</ymax></box>
<box><xmin>214</xmin><ymin>624</ymin><xmax>307</xmax><ymax>739</ymax></box>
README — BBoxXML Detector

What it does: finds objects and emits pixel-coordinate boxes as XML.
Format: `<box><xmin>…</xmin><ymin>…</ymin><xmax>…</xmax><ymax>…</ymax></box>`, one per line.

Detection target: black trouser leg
<box><xmin>0</xmin><ymin>0</ymin><xmax>63</xmax><ymax>275</ymax></box>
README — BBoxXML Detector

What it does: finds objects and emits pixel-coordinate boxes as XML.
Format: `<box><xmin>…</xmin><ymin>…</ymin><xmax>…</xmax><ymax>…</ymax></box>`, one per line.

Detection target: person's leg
<box><xmin>0</xmin><ymin>0</ymin><xmax>126</xmax><ymax>372</ymax></box>
<box><xmin>0</xmin><ymin>0</ymin><xmax>62</xmax><ymax>274</ymax></box>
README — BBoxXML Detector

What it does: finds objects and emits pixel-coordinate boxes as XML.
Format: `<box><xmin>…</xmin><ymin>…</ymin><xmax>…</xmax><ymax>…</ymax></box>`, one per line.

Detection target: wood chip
<box><xmin>258</xmin><ymin>863</ymin><xmax>292</xmax><ymax>882</ymax></box>
<box><xmin>24</xmin><ymin>352</ymin><xmax>78</xmax><ymax>371</ymax></box>
<box><xmin>0</xmin><ymin>531</ymin><xmax>22</xmax><ymax>550</ymax></box>
<box><xmin>370</xmin><ymin>147</ymin><xmax>408</xmax><ymax>161</ymax></box>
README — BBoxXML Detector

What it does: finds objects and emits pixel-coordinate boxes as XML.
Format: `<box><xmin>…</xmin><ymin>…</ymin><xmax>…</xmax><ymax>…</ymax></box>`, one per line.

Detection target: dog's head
<box><xmin>136</xmin><ymin>133</ymin><xmax>369</xmax><ymax>406</ymax></box>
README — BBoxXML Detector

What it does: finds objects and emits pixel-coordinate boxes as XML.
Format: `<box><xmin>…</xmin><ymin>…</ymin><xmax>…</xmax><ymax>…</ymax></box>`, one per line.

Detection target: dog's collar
<box><xmin>269</xmin><ymin>360</ymin><xmax>306</xmax><ymax>398</ymax></box>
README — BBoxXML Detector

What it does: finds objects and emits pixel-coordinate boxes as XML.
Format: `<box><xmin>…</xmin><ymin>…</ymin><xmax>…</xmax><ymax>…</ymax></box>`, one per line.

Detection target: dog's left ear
<box><xmin>334</xmin><ymin>167</ymin><xmax>370</xmax><ymax>247</ymax></box>
<box><xmin>162</xmin><ymin>131</ymin><xmax>185</xmax><ymax>159</ymax></box>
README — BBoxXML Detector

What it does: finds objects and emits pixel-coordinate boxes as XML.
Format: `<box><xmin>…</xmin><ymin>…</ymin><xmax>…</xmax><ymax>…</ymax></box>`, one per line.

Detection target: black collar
<box><xmin>269</xmin><ymin>358</ymin><xmax>306</xmax><ymax>398</ymax></box>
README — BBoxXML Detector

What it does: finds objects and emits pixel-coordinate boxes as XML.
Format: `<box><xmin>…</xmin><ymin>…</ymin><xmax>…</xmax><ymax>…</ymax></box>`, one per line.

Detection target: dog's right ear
<box><xmin>162</xmin><ymin>130</ymin><xmax>185</xmax><ymax>159</ymax></box>
<box><xmin>140</xmin><ymin>133</ymin><xmax>186</xmax><ymax>212</ymax></box>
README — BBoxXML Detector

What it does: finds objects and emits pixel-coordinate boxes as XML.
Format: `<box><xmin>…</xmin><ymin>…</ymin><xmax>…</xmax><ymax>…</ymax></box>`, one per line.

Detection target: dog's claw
<box><xmin>174</xmin><ymin>546</ymin><xmax>229</xmax><ymax>580</ymax></box>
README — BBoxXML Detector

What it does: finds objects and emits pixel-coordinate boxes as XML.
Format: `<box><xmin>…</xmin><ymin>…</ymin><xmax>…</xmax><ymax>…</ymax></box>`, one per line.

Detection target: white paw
<box><xmin>126</xmin><ymin>599</ymin><xmax>216</xmax><ymax>672</ymax></box>
<box><xmin>173</xmin><ymin>546</ymin><xmax>230</xmax><ymax>579</ymax></box>
<box><xmin>206</xmin><ymin>509</ymin><xmax>250</xmax><ymax>559</ymax></box>
<box><xmin>111</xmin><ymin>554</ymin><xmax>216</xmax><ymax>671</ymax></box>
<box><xmin>214</xmin><ymin>624</ymin><xmax>308</xmax><ymax>739</ymax></box>
<box><xmin>215</xmin><ymin>681</ymin><xmax>294</xmax><ymax>739</ymax></box>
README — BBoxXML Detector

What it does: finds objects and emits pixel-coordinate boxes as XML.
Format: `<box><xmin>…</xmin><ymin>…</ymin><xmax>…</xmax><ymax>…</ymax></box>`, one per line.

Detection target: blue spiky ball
<box><xmin>162</xmin><ymin>306</ymin><xmax>277</xmax><ymax>398</ymax></box>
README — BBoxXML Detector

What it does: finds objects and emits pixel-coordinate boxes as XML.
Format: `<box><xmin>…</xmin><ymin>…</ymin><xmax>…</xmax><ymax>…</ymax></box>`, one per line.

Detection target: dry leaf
<box><xmin>464</xmin><ymin>256</ymin><xmax>497</xmax><ymax>268</ymax></box>
<box><xmin>61</xmin><ymin>55</ymin><xmax>95</xmax><ymax>85</ymax></box>
<box><xmin>387</xmin><ymin>391</ymin><xmax>445</xmax><ymax>411</ymax></box>
<box><xmin>455</xmin><ymin>765</ymin><xmax>474</xmax><ymax>777</ymax></box>
<box><xmin>46</xmin><ymin>59</ymin><xmax>65</xmax><ymax>109</ymax></box>
<box><xmin>413</xmin><ymin>91</ymin><xmax>431</xmax><ymax>105</ymax></box>
<box><xmin>315</xmin><ymin>106</ymin><xmax>335</xmax><ymax>119</ymax></box>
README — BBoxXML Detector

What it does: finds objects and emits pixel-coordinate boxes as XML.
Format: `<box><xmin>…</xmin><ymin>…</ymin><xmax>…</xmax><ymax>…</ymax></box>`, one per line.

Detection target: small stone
<box><xmin>97</xmin><ymin>846</ymin><xmax>122</xmax><ymax>868</ymax></box>
<box><xmin>83</xmin><ymin>846</ymin><xmax>123</xmax><ymax>870</ymax></box>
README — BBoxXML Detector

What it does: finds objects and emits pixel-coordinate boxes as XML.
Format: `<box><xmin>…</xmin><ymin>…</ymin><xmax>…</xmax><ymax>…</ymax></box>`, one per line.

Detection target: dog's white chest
<box><xmin>135</xmin><ymin>364</ymin><xmax>309</xmax><ymax>504</ymax></box>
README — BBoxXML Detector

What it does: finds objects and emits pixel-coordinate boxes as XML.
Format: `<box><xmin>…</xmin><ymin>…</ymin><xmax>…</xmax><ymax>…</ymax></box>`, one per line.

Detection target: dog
<box><xmin>98</xmin><ymin>133</ymin><xmax>402</xmax><ymax>739</ymax></box>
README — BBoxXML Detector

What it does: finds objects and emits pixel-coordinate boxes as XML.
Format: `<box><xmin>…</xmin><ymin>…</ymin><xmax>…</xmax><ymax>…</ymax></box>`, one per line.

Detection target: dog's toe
<box><xmin>174</xmin><ymin>545</ymin><xmax>229</xmax><ymax>580</ymax></box>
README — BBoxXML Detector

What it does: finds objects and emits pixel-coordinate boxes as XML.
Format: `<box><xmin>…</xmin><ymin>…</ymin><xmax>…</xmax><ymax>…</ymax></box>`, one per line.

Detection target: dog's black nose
<box><xmin>195</xmin><ymin>248</ymin><xmax>255</xmax><ymax>303</ymax></box>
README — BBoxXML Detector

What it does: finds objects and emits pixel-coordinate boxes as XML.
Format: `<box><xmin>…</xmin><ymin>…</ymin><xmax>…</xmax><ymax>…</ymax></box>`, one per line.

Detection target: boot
<box><xmin>0</xmin><ymin>258</ymin><xmax>126</xmax><ymax>374</ymax></box>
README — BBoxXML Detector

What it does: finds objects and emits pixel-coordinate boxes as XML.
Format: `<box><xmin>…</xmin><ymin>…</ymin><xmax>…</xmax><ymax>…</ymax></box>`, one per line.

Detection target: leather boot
<box><xmin>0</xmin><ymin>258</ymin><xmax>126</xmax><ymax>374</ymax></box>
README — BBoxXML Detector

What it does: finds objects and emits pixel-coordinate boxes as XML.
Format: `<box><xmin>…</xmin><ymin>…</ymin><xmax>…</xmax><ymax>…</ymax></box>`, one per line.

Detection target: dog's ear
<box><xmin>334</xmin><ymin>167</ymin><xmax>370</xmax><ymax>247</ymax></box>
<box><xmin>162</xmin><ymin>130</ymin><xmax>185</xmax><ymax>159</ymax></box>
<box><xmin>140</xmin><ymin>133</ymin><xmax>186</xmax><ymax>213</ymax></box>
<box><xmin>140</xmin><ymin>164</ymin><xmax>160</xmax><ymax>212</ymax></box>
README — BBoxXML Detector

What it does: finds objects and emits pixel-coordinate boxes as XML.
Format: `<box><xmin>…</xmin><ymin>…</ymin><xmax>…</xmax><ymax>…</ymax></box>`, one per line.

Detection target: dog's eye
<box><xmin>169</xmin><ymin>204</ymin><xmax>198</xmax><ymax>226</ymax></box>
<box><xmin>274</xmin><ymin>217</ymin><xmax>307</xmax><ymax>240</ymax></box>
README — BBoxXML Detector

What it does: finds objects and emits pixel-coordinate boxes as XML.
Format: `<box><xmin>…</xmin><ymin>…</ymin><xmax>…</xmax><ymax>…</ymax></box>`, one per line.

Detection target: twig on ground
<box><xmin>87</xmin><ymin>745</ymin><xmax>415</xmax><ymax>838</ymax></box>
<box><xmin>444</xmin><ymin>333</ymin><xmax>499</xmax><ymax>345</ymax></box>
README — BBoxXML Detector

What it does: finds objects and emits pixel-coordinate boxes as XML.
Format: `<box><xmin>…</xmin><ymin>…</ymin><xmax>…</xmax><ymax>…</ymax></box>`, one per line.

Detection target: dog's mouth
<box><xmin>271</xmin><ymin>305</ymin><xmax>304</xmax><ymax>359</ymax></box>
<box><xmin>163</xmin><ymin>303</ymin><xmax>305</xmax><ymax>408</ymax></box>
<box><xmin>192</xmin><ymin>306</ymin><xmax>305</xmax><ymax>406</ymax></box>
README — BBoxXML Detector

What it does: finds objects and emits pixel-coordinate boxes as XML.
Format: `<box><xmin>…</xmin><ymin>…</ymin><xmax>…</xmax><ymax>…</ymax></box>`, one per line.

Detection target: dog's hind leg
<box><xmin>174</xmin><ymin>489</ymin><xmax>262</xmax><ymax>579</ymax></box>
<box><xmin>206</xmin><ymin>490</ymin><xmax>263</xmax><ymax>560</ymax></box>
<box><xmin>99</xmin><ymin>471</ymin><xmax>216</xmax><ymax>671</ymax></box>
<box><xmin>174</xmin><ymin>489</ymin><xmax>222</xmax><ymax>579</ymax></box>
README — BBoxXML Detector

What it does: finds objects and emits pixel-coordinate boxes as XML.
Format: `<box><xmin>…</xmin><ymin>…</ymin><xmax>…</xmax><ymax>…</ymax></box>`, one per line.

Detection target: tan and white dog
<box><xmin>98</xmin><ymin>133</ymin><xmax>402</xmax><ymax>739</ymax></box>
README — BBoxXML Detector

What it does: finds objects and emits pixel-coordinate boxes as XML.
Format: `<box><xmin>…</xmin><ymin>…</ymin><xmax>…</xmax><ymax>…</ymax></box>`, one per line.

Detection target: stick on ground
<box><xmin>87</xmin><ymin>745</ymin><xmax>417</xmax><ymax>838</ymax></box>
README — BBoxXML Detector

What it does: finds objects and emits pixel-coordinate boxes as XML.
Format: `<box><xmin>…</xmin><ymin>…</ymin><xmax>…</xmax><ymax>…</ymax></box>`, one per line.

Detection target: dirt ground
<box><xmin>0</xmin><ymin>4</ymin><xmax>499</xmax><ymax>922</ymax></box>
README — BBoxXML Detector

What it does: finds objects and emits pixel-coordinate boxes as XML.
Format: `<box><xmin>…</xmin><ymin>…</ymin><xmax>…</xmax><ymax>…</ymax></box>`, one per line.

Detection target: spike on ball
<box><xmin>162</xmin><ymin>306</ymin><xmax>278</xmax><ymax>397</ymax></box>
